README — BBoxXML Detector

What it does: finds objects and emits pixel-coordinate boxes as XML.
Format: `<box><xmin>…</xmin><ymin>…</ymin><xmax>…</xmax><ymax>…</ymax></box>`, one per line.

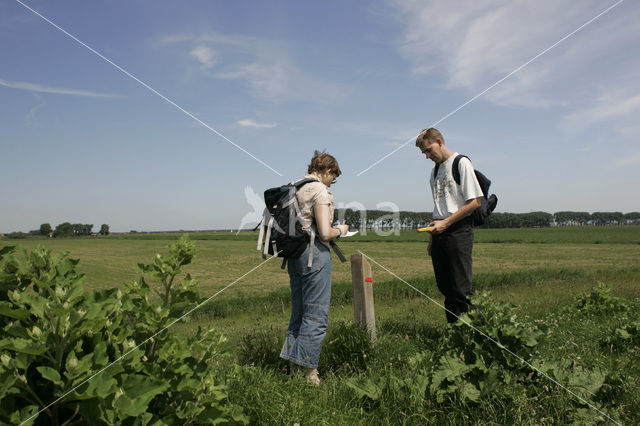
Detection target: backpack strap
<box><xmin>452</xmin><ymin>154</ymin><xmax>470</xmax><ymax>186</ymax></box>
<box><xmin>307</xmin><ymin>228</ymin><xmax>316</xmax><ymax>267</ymax></box>
<box><xmin>433</xmin><ymin>163</ymin><xmax>440</xmax><ymax>180</ymax></box>
<box><xmin>330</xmin><ymin>240</ymin><xmax>347</xmax><ymax>263</ymax></box>
<box><xmin>262</xmin><ymin>216</ymin><xmax>274</xmax><ymax>259</ymax></box>
<box><xmin>256</xmin><ymin>208</ymin><xmax>269</xmax><ymax>251</ymax></box>
<box><xmin>295</xmin><ymin>177</ymin><xmax>319</xmax><ymax>268</ymax></box>
<box><xmin>293</xmin><ymin>177</ymin><xmax>319</xmax><ymax>188</ymax></box>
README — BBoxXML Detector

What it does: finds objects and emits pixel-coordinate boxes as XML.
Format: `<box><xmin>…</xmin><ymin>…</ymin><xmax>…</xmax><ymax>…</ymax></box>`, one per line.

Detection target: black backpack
<box><xmin>434</xmin><ymin>155</ymin><xmax>498</xmax><ymax>226</ymax></box>
<box><xmin>257</xmin><ymin>178</ymin><xmax>346</xmax><ymax>268</ymax></box>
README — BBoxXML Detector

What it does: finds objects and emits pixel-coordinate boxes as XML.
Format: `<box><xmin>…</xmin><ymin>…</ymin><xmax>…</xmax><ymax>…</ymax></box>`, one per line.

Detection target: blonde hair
<box><xmin>415</xmin><ymin>128</ymin><xmax>444</xmax><ymax>146</ymax></box>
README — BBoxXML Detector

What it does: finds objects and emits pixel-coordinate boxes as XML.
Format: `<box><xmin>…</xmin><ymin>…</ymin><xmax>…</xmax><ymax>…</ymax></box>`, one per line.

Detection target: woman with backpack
<box><xmin>279</xmin><ymin>150</ymin><xmax>349</xmax><ymax>385</ymax></box>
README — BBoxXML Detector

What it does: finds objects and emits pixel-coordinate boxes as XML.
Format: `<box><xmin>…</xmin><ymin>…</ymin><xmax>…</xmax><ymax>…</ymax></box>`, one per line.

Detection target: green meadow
<box><xmin>3</xmin><ymin>226</ymin><xmax>640</xmax><ymax>424</ymax></box>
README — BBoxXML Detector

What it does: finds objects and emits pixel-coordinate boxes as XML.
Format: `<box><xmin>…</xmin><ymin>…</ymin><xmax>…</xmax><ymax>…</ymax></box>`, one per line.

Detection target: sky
<box><xmin>1</xmin><ymin>0</ymin><xmax>639</xmax><ymax>233</ymax></box>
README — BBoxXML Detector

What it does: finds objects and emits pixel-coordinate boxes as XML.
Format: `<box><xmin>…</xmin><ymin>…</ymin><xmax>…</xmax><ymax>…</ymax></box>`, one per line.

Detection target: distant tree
<box><xmin>623</xmin><ymin>212</ymin><xmax>640</xmax><ymax>224</ymax></box>
<box><xmin>70</xmin><ymin>224</ymin><xmax>93</xmax><ymax>236</ymax></box>
<box><xmin>6</xmin><ymin>232</ymin><xmax>26</xmax><ymax>239</ymax></box>
<box><xmin>39</xmin><ymin>223</ymin><xmax>52</xmax><ymax>236</ymax></box>
<box><xmin>99</xmin><ymin>224</ymin><xmax>110</xmax><ymax>235</ymax></box>
<box><xmin>483</xmin><ymin>212</ymin><xmax>519</xmax><ymax>228</ymax></box>
<box><xmin>592</xmin><ymin>212</ymin><xmax>623</xmax><ymax>226</ymax></box>
<box><xmin>520</xmin><ymin>212</ymin><xmax>553</xmax><ymax>227</ymax></box>
<box><xmin>53</xmin><ymin>222</ymin><xmax>74</xmax><ymax>238</ymax></box>
<box><xmin>554</xmin><ymin>211</ymin><xmax>591</xmax><ymax>226</ymax></box>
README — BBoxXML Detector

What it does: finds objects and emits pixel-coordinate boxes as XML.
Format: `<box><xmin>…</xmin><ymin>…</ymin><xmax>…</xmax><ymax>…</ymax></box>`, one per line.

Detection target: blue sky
<box><xmin>2</xmin><ymin>0</ymin><xmax>639</xmax><ymax>233</ymax></box>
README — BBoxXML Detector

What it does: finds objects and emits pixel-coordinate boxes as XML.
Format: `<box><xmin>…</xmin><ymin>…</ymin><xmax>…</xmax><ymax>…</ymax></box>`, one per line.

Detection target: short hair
<box><xmin>415</xmin><ymin>128</ymin><xmax>444</xmax><ymax>147</ymax></box>
<box><xmin>307</xmin><ymin>150</ymin><xmax>342</xmax><ymax>177</ymax></box>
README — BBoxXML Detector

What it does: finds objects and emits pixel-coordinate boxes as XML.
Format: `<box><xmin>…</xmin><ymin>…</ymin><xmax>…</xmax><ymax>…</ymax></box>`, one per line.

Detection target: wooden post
<box><xmin>351</xmin><ymin>253</ymin><xmax>376</xmax><ymax>345</ymax></box>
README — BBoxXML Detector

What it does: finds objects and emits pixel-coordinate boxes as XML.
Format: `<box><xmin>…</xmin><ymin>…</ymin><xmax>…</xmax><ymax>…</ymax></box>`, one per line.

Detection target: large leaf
<box><xmin>72</xmin><ymin>371</ymin><xmax>118</xmax><ymax>400</ymax></box>
<box><xmin>459</xmin><ymin>382</ymin><xmax>480</xmax><ymax>402</ymax></box>
<box><xmin>0</xmin><ymin>301</ymin><xmax>32</xmax><ymax>320</ymax></box>
<box><xmin>567</xmin><ymin>366</ymin><xmax>607</xmax><ymax>396</ymax></box>
<box><xmin>345</xmin><ymin>377</ymin><xmax>383</xmax><ymax>401</ymax></box>
<box><xmin>113</xmin><ymin>374</ymin><xmax>169</xmax><ymax>417</ymax></box>
<box><xmin>9</xmin><ymin>404</ymin><xmax>39</xmax><ymax>426</ymax></box>
<box><xmin>14</xmin><ymin>292</ymin><xmax>48</xmax><ymax>317</ymax></box>
<box><xmin>92</xmin><ymin>341</ymin><xmax>109</xmax><ymax>367</ymax></box>
<box><xmin>37</xmin><ymin>366</ymin><xmax>64</xmax><ymax>386</ymax></box>
<box><xmin>0</xmin><ymin>370</ymin><xmax>18</xmax><ymax>394</ymax></box>
<box><xmin>0</xmin><ymin>337</ymin><xmax>46</xmax><ymax>355</ymax></box>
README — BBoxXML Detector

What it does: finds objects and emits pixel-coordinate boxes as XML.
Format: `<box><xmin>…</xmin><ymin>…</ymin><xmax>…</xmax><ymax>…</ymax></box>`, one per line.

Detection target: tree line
<box><xmin>3</xmin><ymin>223</ymin><xmax>110</xmax><ymax>239</ymax></box>
<box><xmin>334</xmin><ymin>209</ymin><xmax>640</xmax><ymax>230</ymax></box>
<box><xmin>4</xmin><ymin>210</ymin><xmax>640</xmax><ymax>239</ymax></box>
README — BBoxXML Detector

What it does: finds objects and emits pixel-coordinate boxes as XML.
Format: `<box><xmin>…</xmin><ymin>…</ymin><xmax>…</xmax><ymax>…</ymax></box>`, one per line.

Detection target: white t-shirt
<box><xmin>430</xmin><ymin>153</ymin><xmax>483</xmax><ymax>220</ymax></box>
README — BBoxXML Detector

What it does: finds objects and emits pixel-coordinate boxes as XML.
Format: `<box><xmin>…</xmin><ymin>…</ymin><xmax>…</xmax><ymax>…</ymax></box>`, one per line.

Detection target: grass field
<box><xmin>2</xmin><ymin>226</ymin><xmax>640</xmax><ymax>424</ymax></box>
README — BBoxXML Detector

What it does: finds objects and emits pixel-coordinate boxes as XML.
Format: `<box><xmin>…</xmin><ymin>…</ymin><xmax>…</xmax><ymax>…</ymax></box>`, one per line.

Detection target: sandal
<box><xmin>305</xmin><ymin>368</ymin><xmax>321</xmax><ymax>386</ymax></box>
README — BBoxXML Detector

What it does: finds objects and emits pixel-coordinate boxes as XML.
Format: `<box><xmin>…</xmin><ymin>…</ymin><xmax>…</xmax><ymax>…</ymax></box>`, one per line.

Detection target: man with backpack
<box><xmin>415</xmin><ymin>128</ymin><xmax>484</xmax><ymax>323</ymax></box>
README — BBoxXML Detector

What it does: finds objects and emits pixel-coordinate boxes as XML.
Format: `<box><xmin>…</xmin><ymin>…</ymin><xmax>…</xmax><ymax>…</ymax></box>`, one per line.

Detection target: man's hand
<box><xmin>428</xmin><ymin>219</ymin><xmax>448</xmax><ymax>235</ymax></box>
<box><xmin>428</xmin><ymin>198</ymin><xmax>481</xmax><ymax>236</ymax></box>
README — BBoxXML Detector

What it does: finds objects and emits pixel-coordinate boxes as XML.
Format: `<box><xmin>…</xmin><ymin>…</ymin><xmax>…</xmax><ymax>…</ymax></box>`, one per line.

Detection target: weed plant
<box><xmin>220</xmin><ymin>287</ymin><xmax>637</xmax><ymax>425</ymax></box>
<box><xmin>0</xmin><ymin>238</ymin><xmax>248</xmax><ymax>425</ymax></box>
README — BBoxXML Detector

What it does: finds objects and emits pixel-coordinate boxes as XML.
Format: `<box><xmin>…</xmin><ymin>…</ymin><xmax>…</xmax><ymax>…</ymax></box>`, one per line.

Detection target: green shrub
<box><xmin>0</xmin><ymin>237</ymin><xmax>248</xmax><ymax>425</ymax></box>
<box><xmin>346</xmin><ymin>293</ymin><xmax>547</xmax><ymax>406</ymax></box>
<box><xmin>602</xmin><ymin>322</ymin><xmax>640</xmax><ymax>351</ymax></box>
<box><xmin>574</xmin><ymin>282</ymin><xmax>630</xmax><ymax>316</ymax></box>
<box><xmin>424</xmin><ymin>292</ymin><xmax>548</xmax><ymax>404</ymax></box>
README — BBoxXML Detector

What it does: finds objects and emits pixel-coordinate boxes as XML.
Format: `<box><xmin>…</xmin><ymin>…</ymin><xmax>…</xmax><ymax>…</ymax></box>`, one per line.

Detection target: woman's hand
<box><xmin>335</xmin><ymin>224</ymin><xmax>349</xmax><ymax>237</ymax></box>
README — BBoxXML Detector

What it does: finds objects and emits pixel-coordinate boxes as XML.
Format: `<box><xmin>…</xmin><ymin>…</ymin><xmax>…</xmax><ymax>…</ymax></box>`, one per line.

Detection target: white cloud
<box><xmin>236</xmin><ymin>118</ymin><xmax>276</xmax><ymax>129</ymax></box>
<box><xmin>389</xmin><ymin>0</ymin><xmax>640</xmax><ymax>108</ymax></box>
<box><xmin>0</xmin><ymin>77</ymin><xmax>121</xmax><ymax>98</ymax></box>
<box><xmin>157</xmin><ymin>33</ymin><xmax>345</xmax><ymax>103</ymax></box>
<box><xmin>189</xmin><ymin>45</ymin><xmax>216</xmax><ymax>68</ymax></box>
<box><xmin>564</xmin><ymin>90</ymin><xmax>640</xmax><ymax>130</ymax></box>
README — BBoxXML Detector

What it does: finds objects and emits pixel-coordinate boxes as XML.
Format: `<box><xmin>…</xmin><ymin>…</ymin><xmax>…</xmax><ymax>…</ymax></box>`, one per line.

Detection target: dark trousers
<box><xmin>431</xmin><ymin>218</ymin><xmax>474</xmax><ymax>323</ymax></box>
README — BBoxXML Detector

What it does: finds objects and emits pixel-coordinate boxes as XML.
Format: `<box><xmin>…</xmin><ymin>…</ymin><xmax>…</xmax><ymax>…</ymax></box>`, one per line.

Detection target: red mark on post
<box><xmin>365</xmin><ymin>277</ymin><xmax>373</xmax><ymax>283</ymax></box>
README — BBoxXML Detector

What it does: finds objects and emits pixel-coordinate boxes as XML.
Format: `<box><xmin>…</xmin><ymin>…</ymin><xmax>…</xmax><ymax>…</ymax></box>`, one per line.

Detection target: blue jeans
<box><xmin>280</xmin><ymin>241</ymin><xmax>332</xmax><ymax>369</ymax></box>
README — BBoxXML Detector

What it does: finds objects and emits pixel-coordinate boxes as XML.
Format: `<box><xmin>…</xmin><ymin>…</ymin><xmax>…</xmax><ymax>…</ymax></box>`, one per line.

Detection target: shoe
<box><xmin>305</xmin><ymin>368</ymin><xmax>321</xmax><ymax>386</ymax></box>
